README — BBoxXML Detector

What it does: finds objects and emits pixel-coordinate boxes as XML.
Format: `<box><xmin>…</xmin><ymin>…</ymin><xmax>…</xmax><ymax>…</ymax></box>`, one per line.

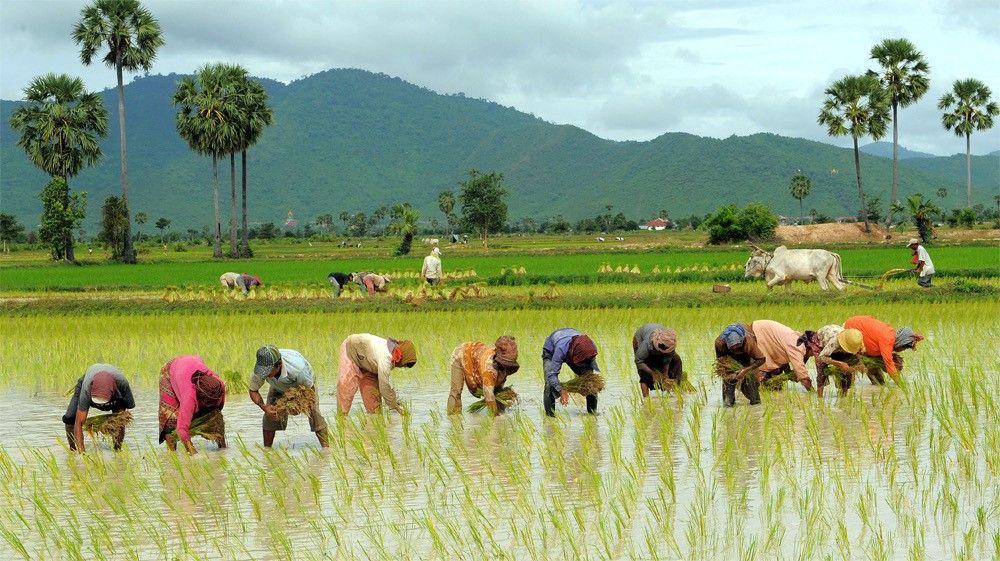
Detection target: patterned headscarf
<box><xmin>652</xmin><ymin>329</ymin><xmax>677</xmax><ymax>354</ymax></box>
<box><xmin>193</xmin><ymin>371</ymin><xmax>225</xmax><ymax>408</ymax></box>
<box><xmin>894</xmin><ymin>327</ymin><xmax>923</xmax><ymax>350</ymax></box>
<box><xmin>720</xmin><ymin>324</ymin><xmax>747</xmax><ymax>349</ymax></box>
<box><xmin>569</xmin><ymin>335</ymin><xmax>598</xmax><ymax>365</ymax></box>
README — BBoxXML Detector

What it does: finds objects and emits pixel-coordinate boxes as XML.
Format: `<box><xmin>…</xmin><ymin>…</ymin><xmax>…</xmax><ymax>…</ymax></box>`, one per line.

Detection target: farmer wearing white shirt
<box><xmin>250</xmin><ymin>346</ymin><xmax>329</xmax><ymax>448</ymax></box>
<box><xmin>907</xmin><ymin>238</ymin><xmax>935</xmax><ymax>288</ymax></box>
<box><xmin>421</xmin><ymin>247</ymin><xmax>442</xmax><ymax>285</ymax></box>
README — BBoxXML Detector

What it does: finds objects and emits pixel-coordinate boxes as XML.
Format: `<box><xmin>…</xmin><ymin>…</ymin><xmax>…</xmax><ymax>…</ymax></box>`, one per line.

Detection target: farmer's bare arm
<box><xmin>73</xmin><ymin>409</ymin><xmax>89</xmax><ymax>453</ymax></box>
<box><xmin>249</xmin><ymin>389</ymin><xmax>276</xmax><ymax>418</ymax></box>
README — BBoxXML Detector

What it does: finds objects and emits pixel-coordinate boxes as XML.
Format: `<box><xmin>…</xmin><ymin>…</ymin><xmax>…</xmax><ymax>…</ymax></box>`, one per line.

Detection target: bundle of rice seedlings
<box><xmin>173</xmin><ymin>410</ymin><xmax>225</xmax><ymax>444</ymax></box>
<box><xmin>221</xmin><ymin>370</ymin><xmax>248</xmax><ymax>394</ymax></box>
<box><xmin>860</xmin><ymin>354</ymin><xmax>903</xmax><ymax>384</ymax></box>
<box><xmin>83</xmin><ymin>411</ymin><xmax>132</xmax><ymax>438</ymax></box>
<box><xmin>714</xmin><ymin>356</ymin><xmax>747</xmax><ymax>382</ymax></box>
<box><xmin>563</xmin><ymin>373</ymin><xmax>605</xmax><ymax>396</ymax></box>
<box><xmin>273</xmin><ymin>386</ymin><xmax>318</xmax><ymax>417</ymax></box>
<box><xmin>467</xmin><ymin>387</ymin><xmax>518</xmax><ymax>413</ymax></box>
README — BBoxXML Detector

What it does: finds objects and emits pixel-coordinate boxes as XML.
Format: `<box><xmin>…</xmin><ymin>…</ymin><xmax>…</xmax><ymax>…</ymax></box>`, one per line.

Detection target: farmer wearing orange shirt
<box><xmin>446</xmin><ymin>336</ymin><xmax>520</xmax><ymax>415</ymax></box>
<box><xmin>843</xmin><ymin>315</ymin><xmax>922</xmax><ymax>385</ymax></box>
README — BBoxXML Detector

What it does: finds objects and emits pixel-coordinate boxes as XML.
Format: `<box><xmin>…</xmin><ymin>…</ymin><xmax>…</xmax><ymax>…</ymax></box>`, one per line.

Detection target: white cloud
<box><xmin>1</xmin><ymin>0</ymin><xmax>997</xmax><ymax>154</ymax></box>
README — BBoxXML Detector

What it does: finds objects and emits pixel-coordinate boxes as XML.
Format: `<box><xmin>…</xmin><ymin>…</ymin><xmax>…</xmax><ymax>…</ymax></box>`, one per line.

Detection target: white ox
<box><xmin>744</xmin><ymin>245</ymin><xmax>845</xmax><ymax>291</ymax></box>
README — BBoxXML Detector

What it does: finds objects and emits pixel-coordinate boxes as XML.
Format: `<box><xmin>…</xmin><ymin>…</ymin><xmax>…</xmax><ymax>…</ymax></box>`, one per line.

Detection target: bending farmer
<box><xmin>158</xmin><ymin>355</ymin><xmax>226</xmax><ymax>454</ymax></box>
<box><xmin>751</xmin><ymin>320</ymin><xmax>815</xmax><ymax>392</ymax></box>
<box><xmin>250</xmin><ymin>346</ymin><xmax>329</xmax><ymax>448</ymax></box>
<box><xmin>907</xmin><ymin>238</ymin><xmax>935</xmax><ymax>288</ymax></box>
<box><xmin>337</xmin><ymin>334</ymin><xmax>416</xmax><ymax>414</ymax></box>
<box><xmin>542</xmin><ymin>328</ymin><xmax>601</xmax><ymax>416</ymax></box>
<box><xmin>813</xmin><ymin>325</ymin><xmax>866</xmax><ymax>398</ymax></box>
<box><xmin>447</xmin><ymin>336</ymin><xmax>520</xmax><ymax>415</ymax></box>
<box><xmin>632</xmin><ymin>323</ymin><xmax>684</xmax><ymax>397</ymax></box>
<box><xmin>62</xmin><ymin>364</ymin><xmax>135</xmax><ymax>452</ymax></box>
<box><xmin>843</xmin><ymin>315</ymin><xmax>922</xmax><ymax>386</ymax></box>
<box><xmin>714</xmin><ymin>323</ymin><xmax>764</xmax><ymax>407</ymax></box>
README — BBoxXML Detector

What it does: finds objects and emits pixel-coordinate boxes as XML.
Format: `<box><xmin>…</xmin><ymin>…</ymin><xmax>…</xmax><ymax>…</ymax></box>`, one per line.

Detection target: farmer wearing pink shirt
<box><xmin>158</xmin><ymin>355</ymin><xmax>227</xmax><ymax>454</ymax></box>
<box><xmin>751</xmin><ymin>320</ymin><xmax>815</xmax><ymax>392</ymax></box>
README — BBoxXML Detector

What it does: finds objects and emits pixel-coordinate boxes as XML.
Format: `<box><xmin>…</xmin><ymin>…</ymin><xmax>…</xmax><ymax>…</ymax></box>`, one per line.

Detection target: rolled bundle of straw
<box><xmin>467</xmin><ymin>387</ymin><xmax>518</xmax><ymax>413</ymax></box>
<box><xmin>273</xmin><ymin>386</ymin><xmax>317</xmax><ymax>417</ymax></box>
<box><xmin>563</xmin><ymin>373</ymin><xmax>605</xmax><ymax>396</ymax></box>
<box><xmin>83</xmin><ymin>411</ymin><xmax>133</xmax><ymax>438</ymax></box>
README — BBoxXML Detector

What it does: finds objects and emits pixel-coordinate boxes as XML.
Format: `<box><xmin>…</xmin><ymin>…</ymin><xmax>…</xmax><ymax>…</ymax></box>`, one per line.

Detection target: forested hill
<box><xmin>2</xmin><ymin>68</ymin><xmax>997</xmax><ymax>230</ymax></box>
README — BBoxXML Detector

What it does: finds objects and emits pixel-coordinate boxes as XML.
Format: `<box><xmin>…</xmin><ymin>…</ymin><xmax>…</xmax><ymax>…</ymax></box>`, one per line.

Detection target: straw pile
<box><xmin>273</xmin><ymin>386</ymin><xmax>317</xmax><ymax>417</ymax></box>
<box><xmin>563</xmin><ymin>373</ymin><xmax>605</xmax><ymax>396</ymax></box>
<box><xmin>467</xmin><ymin>387</ymin><xmax>518</xmax><ymax>413</ymax></box>
<box><xmin>83</xmin><ymin>411</ymin><xmax>132</xmax><ymax>438</ymax></box>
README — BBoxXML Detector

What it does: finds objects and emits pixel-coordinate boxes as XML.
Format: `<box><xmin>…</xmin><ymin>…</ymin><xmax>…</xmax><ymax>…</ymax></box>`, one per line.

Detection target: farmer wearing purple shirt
<box><xmin>542</xmin><ymin>328</ymin><xmax>600</xmax><ymax>416</ymax></box>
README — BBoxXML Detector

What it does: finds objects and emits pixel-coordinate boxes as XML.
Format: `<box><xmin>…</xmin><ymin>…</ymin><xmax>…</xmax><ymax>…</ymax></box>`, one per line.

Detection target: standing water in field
<box><xmin>0</xmin><ymin>302</ymin><xmax>998</xmax><ymax>559</ymax></box>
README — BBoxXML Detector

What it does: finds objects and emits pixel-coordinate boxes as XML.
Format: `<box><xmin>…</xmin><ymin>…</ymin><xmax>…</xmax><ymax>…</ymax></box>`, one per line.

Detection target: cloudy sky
<box><xmin>2</xmin><ymin>0</ymin><xmax>998</xmax><ymax>155</ymax></box>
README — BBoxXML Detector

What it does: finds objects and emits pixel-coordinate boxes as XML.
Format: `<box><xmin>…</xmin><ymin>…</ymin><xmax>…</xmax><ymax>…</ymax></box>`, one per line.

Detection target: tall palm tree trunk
<box><xmin>240</xmin><ymin>150</ymin><xmax>249</xmax><ymax>256</ymax></box>
<box><xmin>62</xmin><ymin>182</ymin><xmax>76</xmax><ymax>263</ymax></box>
<box><xmin>886</xmin><ymin>101</ymin><xmax>898</xmax><ymax>227</ymax></box>
<box><xmin>853</xmin><ymin>136</ymin><xmax>870</xmax><ymax>232</ymax></box>
<box><xmin>965</xmin><ymin>133</ymin><xmax>972</xmax><ymax>208</ymax></box>
<box><xmin>799</xmin><ymin>198</ymin><xmax>804</xmax><ymax>223</ymax></box>
<box><xmin>212</xmin><ymin>154</ymin><xmax>222</xmax><ymax>258</ymax></box>
<box><xmin>229</xmin><ymin>153</ymin><xmax>237</xmax><ymax>258</ymax></box>
<box><xmin>116</xmin><ymin>60</ymin><xmax>136</xmax><ymax>264</ymax></box>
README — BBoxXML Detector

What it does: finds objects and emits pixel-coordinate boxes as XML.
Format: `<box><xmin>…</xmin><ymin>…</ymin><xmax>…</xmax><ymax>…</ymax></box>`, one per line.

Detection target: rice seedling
<box><xmin>81</xmin><ymin>411</ymin><xmax>132</xmax><ymax>441</ymax></box>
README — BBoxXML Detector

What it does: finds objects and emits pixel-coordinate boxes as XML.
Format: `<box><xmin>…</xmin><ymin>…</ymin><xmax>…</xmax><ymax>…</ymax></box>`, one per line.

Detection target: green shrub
<box><xmin>703</xmin><ymin>203</ymin><xmax>778</xmax><ymax>244</ymax></box>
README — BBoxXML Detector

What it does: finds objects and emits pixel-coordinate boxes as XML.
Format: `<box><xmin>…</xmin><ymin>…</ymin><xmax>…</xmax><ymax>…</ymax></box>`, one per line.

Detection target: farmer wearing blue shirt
<box><xmin>250</xmin><ymin>346</ymin><xmax>329</xmax><ymax>448</ymax></box>
<box><xmin>542</xmin><ymin>328</ymin><xmax>600</xmax><ymax>416</ymax></box>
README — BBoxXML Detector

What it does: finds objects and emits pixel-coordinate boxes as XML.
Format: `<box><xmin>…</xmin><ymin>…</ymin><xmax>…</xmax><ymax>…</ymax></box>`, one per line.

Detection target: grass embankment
<box><xmin>3</xmin><ymin>278</ymin><xmax>996</xmax><ymax>316</ymax></box>
<box><xmin>1</xmin><ymin>245</ymin><xmax>996</xmax><ymax>292</ymax></box>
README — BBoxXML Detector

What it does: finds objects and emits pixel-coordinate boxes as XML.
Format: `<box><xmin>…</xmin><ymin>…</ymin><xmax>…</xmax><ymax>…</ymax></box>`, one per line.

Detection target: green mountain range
<box><xmin>2</xmin><ymin>68</ymin><xmax>997</xmax><ymax>231</ymax></box>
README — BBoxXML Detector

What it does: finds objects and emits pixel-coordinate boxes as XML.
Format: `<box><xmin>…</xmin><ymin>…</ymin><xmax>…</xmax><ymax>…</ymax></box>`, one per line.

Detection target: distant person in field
<box><xmin>843</xmin><ymin>315</ymin><xmax>922</xmax><ymax>386</ymax></box>
<box><xmin>222</xmin><ymin>272</ymin><xmax>261</xmax><ymax>294</ymax></box>
<box><xmin>250</xmin><ymin>346</ymin><xmax>329</xmax><ymax>448</ymax></box>
<box><xmin>158</xmin><ymin>355</ymin><xmax>226</xmax><ymax>454</ymax></box>
<box><xmin>63</xmin><ymin>364</ymin><xmax>135</xmax><ymax>452</ymax></box>
<box><xmin>220</xmin><ymin>272</ymin><xmax>241</xmax><ymax>288</ymax></box>
<box><xmin>907</xmin><ymin>238</ymin><xmax>935</xmax><ymax>288</ymax></box>
<box><xmin>351</xmin><ymin>272</ymin><xmax>390</xmax><ymax>297</ymax></box>
<box><xmin>327</xmin><ymin>272</ymin><xmax>351</xmax><ymax>297</ymax></box>
<box><xmin>542</xmin><ymin>328</ymin><xmax>601</xmax><ymax>416</ymax></box>
<box><xmin>632</xmin><ymin>323</ymin><xmax>685</xmax><ymax>397</ymax></box>
<box><xmin>446</xmin><ymin>336</ymin><xmax>520</xmax><ymax>415</ymax></box>
<box><xmin>812</xmin><ymin>325</ymin><xmax>866</xmax><ymax>398</ymax></box>
<box><xmin>714</xmin><ymin>323</ymin><xmax>763</xmax><ymax>407</ymax></box>
<box><xmin>336</xmin><ymin>334</ymin><xmax>416</xmax><ymax>414</ymax></box>
<box><xmin>421</xmin><ymin>247</ymin><xmax>442</xmax><ymax>285</ymax></box>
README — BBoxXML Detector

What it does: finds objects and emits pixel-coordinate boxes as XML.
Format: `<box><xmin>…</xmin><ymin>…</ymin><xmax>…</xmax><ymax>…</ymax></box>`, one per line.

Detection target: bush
<box><xmin>703</xmin><ymin>203</ymin><xmax>778</xmax><ymax>244</ymax></box>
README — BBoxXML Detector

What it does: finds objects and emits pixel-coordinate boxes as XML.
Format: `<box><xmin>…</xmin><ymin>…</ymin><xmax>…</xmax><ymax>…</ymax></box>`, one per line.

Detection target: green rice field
<box><xmin>1</xmin><ymin>298</ymin><xmax>998</xmax><ymax>559</ymax></box>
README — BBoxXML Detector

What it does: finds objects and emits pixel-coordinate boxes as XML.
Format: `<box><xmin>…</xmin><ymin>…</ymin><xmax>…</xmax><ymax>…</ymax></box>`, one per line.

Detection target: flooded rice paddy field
<box><xmin>1</xmin><ymin>301</ymin><xmax>998</xmax><ymax>560</ymax></box>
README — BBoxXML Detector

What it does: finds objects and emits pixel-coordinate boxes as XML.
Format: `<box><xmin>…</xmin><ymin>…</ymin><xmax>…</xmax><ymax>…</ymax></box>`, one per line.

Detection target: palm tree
<box><xmin>173</xmin><ymin>64</ymin><xmax>241</xmax><ymax>258</ymax></box>
<box><xmin>73</xmin><ymin>0</ymin><xmax>163</xmax><ymax>264</ymax></box>
<box><xmin>438</xmin><ymin>190</ymin><xmax>456</xmax><ymax>237</ymax></box>
<box><xmin>389</xmin><ymin>203</ymin><xmax>420</xmax><ymax>255</ymax></box>
<box><xmin>789</xmin><ymin>172</ymin><xmax>811</xmax><ymax>223</ymax></box>
<box><xmin>906</xmin><ymin>193</ymin><xmax>940</xmax><ymax>243</ymax></box>
<box><xmin>233</xmin><ymin>77</ymin><xmax>273</xmax><ymax>257</ymax></box>
<box><xmin>8</xmin><ymin>74</ymin><xmax>108</xmax><ymax>262</ymax></box>
<box><xmin>818</xmin><ymin>74</ymin><xmax>890</xmax><ymax>232</ymax></box>
<box><xmin>938</xmin><ymin>79</ymin><xmax>999</xmax><ymax>208</ymax></box>
<box><xmin>134</xmin><ymin>210</ymin><xmax>146</xmax><ymax>242</ymax></box>
<box><xmin>868</xmin><ymin>38</ymin><xmax>929</xmax><ymax>227</ymax></box>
